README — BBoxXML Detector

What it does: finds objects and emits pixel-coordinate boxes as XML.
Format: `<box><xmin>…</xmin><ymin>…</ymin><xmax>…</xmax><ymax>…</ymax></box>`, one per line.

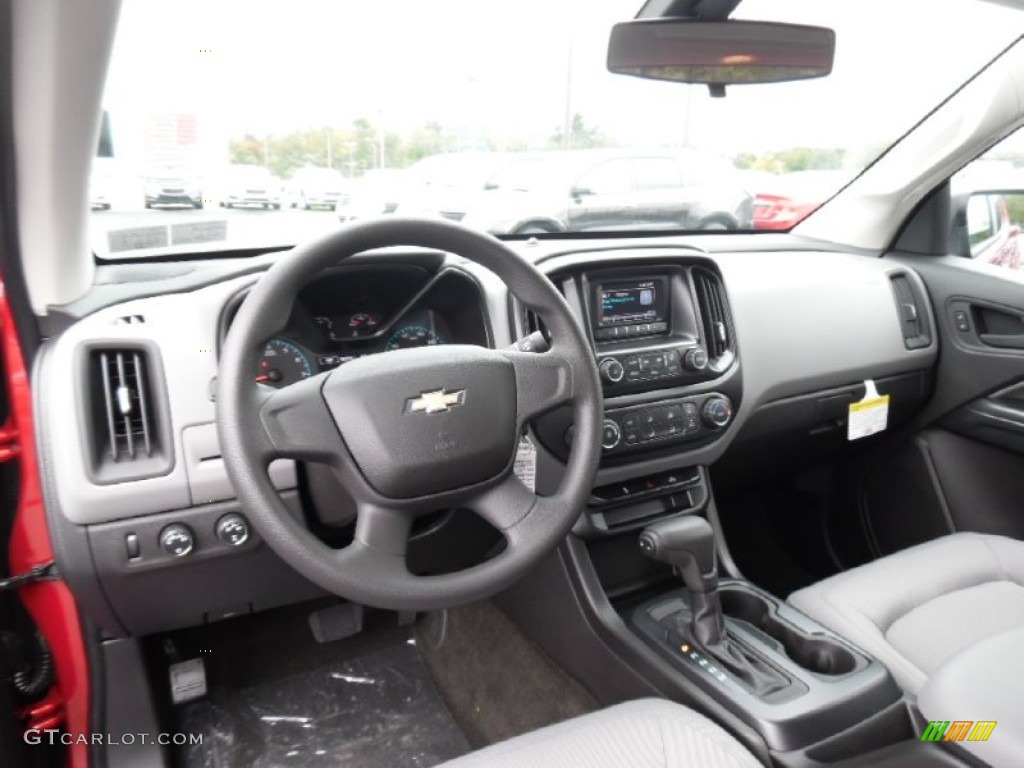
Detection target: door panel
<box><xmin>885</xmin><ymin>252</ymin><xmax>1024</xmax><ymax>539</ymax></box>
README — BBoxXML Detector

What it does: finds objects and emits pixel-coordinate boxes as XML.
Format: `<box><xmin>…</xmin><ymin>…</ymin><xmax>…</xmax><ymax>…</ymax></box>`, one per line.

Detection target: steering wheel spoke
<box><xmin>353</xmin><ymin>502</ymin><xmax>414</xmax><ymax>557</ymax></box>
<box><xmin>499</xmin><ymin>347</ymin><xmax>575</xmax><ymax>425</ymax></box>
<box><xmin>256</xmin><ymin>374</ymin><xmax>345</xmax><ymax>464</ymax></box>
<box><xmin>470</xmin><ymin>473</ymin><xmax>540</xmax><ymax>532</ymax></box>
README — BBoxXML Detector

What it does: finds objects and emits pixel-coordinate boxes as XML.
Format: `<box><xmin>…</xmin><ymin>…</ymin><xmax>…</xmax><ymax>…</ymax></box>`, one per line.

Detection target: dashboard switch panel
<box><xmin>601</xmin><ymin>394</ymin><xmax>731</xmax><ymax>455</ymax></box>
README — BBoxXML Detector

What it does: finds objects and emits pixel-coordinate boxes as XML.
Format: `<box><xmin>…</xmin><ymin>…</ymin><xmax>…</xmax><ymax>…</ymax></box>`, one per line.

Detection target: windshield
<box><xmin>91</xmin><ymin>0</ymin><xmax>1023</xmax><ymax>258</ymax></box>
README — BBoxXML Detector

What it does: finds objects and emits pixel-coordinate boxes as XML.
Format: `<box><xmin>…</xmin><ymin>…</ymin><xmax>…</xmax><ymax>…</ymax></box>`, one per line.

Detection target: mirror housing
<box><xmin>607</xmin><ymin>19</ymin><xmax>835</xmax><ymax>95</ymax></box>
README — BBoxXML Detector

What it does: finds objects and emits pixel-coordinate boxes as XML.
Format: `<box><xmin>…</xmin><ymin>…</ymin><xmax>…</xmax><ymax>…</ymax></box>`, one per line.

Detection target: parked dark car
<box><xmin>459</xmin><ymin>149</ymin><xmax>752</xmax><ymax>235</ymax></box>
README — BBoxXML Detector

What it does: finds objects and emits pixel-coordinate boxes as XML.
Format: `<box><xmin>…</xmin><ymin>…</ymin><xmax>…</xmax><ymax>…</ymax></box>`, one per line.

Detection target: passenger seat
<box><xmin>788</xmin><ymin>532</ymin><xmax>1024</xmax><ymax>694</ymax></box>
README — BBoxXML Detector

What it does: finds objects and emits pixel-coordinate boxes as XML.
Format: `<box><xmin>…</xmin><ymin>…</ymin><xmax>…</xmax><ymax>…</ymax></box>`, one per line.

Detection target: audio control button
<box><xmin>683</xmin><ymin>346</ymin><xmax>709</xmax><ymax>372</ymax></box>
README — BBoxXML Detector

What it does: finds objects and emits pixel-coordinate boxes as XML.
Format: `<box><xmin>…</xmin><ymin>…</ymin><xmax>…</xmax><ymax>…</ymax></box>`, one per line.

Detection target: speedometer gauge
<box><xmin>384</xmin><ymin>325</ymin><xmax>444</xmax><ymax>351</ymax></box>
<box><xmin>255</xmin><ymin>339</ymin><xmax>314</xmax><ymax>388</ymax></box>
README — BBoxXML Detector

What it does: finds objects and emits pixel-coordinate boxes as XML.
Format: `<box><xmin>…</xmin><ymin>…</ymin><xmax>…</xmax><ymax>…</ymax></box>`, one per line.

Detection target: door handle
<box><xmin>978</xmin><ymin>333</ymin><xmax>1024</xmax><ymax>349</ymax></box>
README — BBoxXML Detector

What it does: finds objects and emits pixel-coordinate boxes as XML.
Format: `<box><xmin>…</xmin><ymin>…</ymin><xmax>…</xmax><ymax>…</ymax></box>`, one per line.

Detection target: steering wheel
<box><xmin>217</xmin><ymin>218</ymin><xmax>602</xmax><ymax>610</ymax></box>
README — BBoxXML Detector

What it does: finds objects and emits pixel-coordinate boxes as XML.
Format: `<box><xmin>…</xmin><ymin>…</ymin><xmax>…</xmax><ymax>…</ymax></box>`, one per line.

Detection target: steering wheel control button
<box><xmin>159</xmin><ymin>524</ymin><xmax>195</xmax><ymax>557</ymax></box>
<box><xmin>683</xmin><ymin>346</ymin><xmax>708</xmax><ymax>372</ymax></box>
<box><xmin>702</xmin><ymin>397</ymin><xmax>734</xmax><ymax>429</ymax></box>
<box><xmin>215</xmin><ymin>514</ymin><xmax>250</xmax><ymax>547</ymax></box>
<box><xmin>601</xmin><ymin>419</ymin><xmax>622</xmax><ymax>450</ymax></box>
<box><xmin>599</xmin><ymin>357</ymin><xmax>625</xmax><ymax>384</ymax></box>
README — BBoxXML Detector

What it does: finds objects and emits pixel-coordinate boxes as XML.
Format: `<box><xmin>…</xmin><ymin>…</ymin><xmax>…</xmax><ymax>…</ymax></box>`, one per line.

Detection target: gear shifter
<box><xmin>638</xmin><ymin>515</ymin><xmax>724</xmax><ymax>646</ymax></box>
<box><xmin>640</xmin><ymin>515</ymin><xmax>789</xmax><ymax>696</ymax></box>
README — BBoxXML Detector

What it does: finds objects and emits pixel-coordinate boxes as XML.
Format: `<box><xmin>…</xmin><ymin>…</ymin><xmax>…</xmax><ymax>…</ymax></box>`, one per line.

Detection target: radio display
<box><xmin>598</xmin><ymin>280</ymin><xmax>665</xmax><ymax>327</ymax></box>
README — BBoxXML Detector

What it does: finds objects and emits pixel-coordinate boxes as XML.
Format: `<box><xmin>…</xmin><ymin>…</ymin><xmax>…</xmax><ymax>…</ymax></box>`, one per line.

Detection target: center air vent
<box><xmin>83</xmin><ymin>343</ymin><xmax>173</xmax><ymax>484</ymax></box>
<box><xmin>692</xmin><ymin>268</ymin><xmax>734</xmax><ymax>365</ymax></box>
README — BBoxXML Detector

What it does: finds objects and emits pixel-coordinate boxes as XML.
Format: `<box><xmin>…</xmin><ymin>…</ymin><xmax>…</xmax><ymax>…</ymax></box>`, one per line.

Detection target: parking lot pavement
<box><xmin>91</xmin><ymin>205</ymin><xmax>342</xmax><ymax>257</ymax></box>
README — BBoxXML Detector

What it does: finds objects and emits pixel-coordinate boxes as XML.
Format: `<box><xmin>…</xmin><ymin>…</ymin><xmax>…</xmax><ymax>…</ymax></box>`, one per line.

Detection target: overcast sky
<box><xmin>103</xmin><ymin>0</ymin><xmax>1024</xmax><ymax>159</ymax></box>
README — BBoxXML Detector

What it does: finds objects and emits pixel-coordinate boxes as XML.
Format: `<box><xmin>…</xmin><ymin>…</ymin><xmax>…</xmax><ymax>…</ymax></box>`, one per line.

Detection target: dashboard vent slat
<box><xmin>91</xmin><ymin>348</ymin><xmax>159</xmax><ymax>465</ymax></box>
<box><xmin>693</xmin><ymin>268</ymin><xmax>733</xmax><ymax>362</ymax></box>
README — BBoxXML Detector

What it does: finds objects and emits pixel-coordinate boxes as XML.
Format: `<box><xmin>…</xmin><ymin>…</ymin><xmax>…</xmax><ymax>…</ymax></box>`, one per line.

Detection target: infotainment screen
<box><xmin>598</xmin><ymin>280</ymin><xmax>665</xmax><ymax>327</ymax></box>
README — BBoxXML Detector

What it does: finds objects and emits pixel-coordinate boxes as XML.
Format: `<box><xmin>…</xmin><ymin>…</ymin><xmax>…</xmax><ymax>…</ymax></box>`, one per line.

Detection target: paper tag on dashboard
<box><xmin>514</xmin><ymin>435</ymin><xmax>537</xmax><ymax>491</ymax></box>
<box><xmin>169</xmin><ymin>658</ymin><xmax>207</xmax><ymax>704</ymax></box>
<box><xmin>847</xmin><ymin>380</ymin><xmax>889</xmax><ymax>441</ymax></box>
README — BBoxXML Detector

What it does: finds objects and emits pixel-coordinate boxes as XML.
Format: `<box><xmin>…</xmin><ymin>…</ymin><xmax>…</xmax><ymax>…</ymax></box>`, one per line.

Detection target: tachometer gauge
<box><xmin>255</xmin><ymin>339</ymin><xmax>314</xmax><ymax>388</ymax></box>
<box><xmin>349</xmin><ymin>312</ymin><xmax>379</xmax><ymax>329</ymax></box>
<box><xmin>384</xmin><ymin>325</ymin><xmax>444</xmax><ymax>351</ymax></box>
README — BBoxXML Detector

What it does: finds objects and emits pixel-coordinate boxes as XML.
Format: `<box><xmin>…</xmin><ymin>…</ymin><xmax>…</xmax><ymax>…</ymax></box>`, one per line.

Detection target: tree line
<box><xmin>229</xmin><ymin>114</ymin><xmax>613</xmax><ymax>180</ymax></box>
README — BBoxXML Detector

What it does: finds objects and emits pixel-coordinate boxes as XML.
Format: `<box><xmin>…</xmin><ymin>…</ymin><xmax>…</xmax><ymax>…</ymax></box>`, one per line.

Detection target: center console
<box><xmin>631</xmin><ymin>516</ymin><xmax>899</xmax><ymax>751</ymax></box>
<box><xmin>525</xmin><ymin>257</ymin><xmax>741</xmax><ymax>535</ymax></box>
<box><xmin>532</xmin><ymin>260</ymin><xmax>739</xmax><ymax>457</ymax></box>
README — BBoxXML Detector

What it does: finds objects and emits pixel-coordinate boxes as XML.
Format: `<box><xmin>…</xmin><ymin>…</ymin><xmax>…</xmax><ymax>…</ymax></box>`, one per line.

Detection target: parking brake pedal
<box><xmin>308</xmin><ymin>602</ymin><xmax>365</xmax><ymax>643</ymax></box>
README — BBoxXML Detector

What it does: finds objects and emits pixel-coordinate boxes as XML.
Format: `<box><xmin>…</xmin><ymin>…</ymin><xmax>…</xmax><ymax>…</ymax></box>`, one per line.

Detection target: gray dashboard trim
<box><xmin>533</xmin><ymin>248</ymin><xmax>937</xmax><ymax>486</ymax></box>
<box><xmin>44</xmin><ymin>273</ymin><xmax>296</xmax><ymax>525</ymax></box>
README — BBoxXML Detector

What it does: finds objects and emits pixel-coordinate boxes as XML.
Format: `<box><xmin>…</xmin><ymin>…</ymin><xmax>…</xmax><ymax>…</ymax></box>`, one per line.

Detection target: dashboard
<box><xmin>34</xmin><ymin>236</ymin><xmax>939</xmax><ymax>636</ymax></box>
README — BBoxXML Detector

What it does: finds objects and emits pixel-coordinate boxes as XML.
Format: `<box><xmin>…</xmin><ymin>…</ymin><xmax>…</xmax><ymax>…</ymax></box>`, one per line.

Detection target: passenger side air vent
<box><xmin>82</xmin><ymin>344</ymin><xmax>173</xmax><ymax>484</ymax></box>
<box><xmin>692</xmin><ymin>268</ymin><xmax>735</xmax><ymax>365</ymax></box>
<box><xmin>889</xmin><ymin>273</ymin><xmax>931</xmax><ymax>350</ymax></box>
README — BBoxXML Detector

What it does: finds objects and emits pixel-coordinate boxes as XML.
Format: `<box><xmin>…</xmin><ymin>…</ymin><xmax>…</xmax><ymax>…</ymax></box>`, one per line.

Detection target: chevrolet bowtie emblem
<box><xmin>405</xmin><ymin>389</ymin><xmax>466</xmax><ymax>414</ymax></box>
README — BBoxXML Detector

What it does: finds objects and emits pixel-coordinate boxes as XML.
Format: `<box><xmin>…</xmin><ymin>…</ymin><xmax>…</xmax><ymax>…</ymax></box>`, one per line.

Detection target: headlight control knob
<box><xmin>159</xmin><ymin>524</ymin><xmax>195</xmax><ymax>557</ymax></box>
<box><xmin>216</xmin><ymin>513</ymin><xmax>250</xmax><ymax>547</ymax></box>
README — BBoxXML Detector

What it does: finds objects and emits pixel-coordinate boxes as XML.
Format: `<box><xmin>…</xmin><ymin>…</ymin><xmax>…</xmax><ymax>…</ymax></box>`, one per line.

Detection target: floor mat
<box><xmin>175</xmin><ymin>633</ymin><xmax>471</xmax><ymax>768</ymax></box>
<box><xmin>414</xmin><ymin>601</ymin><xmax>599</xmax><ymax>749</ymax></box>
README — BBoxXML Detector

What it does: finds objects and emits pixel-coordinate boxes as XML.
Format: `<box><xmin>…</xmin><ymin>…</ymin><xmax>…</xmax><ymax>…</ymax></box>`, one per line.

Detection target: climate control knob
<box><xmin>159</xmin><ymin>524</ymin><xmax>195</xmax><ymax>557</ymax></box>
<box><xmin>701</xmin><ymin>397</ymin><xmax>733</xmax><ymax>429</ymax></box>
<box><xmin>601</xmin><ymin>419</ymin><xmax>622</xmax><ymax>450</ymax></box>
<box><xmin>599</xmin><ymin>357</ymin><xmax>625</xmax><ymax>384</ymax></box>
<box><xmin>682</xmin><ymin>346</ymin><xmax>708</xmax><ymax>372</ymax></box>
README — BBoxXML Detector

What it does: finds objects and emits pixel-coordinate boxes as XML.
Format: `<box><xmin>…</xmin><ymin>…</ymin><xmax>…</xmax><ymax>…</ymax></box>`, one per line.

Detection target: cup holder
<box><xmin>720</xmin><ymin>588</ymin><xmax>857</xmax><ymax>676</ymax></box>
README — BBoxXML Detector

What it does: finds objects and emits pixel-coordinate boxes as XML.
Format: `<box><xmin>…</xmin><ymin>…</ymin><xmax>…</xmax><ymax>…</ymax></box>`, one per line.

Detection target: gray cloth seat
<box><xmin>439</xmin><ymin>698</ymin><xmax>761</xmax><ymax>767</ymax></box>
<box><xmin>918</xmin><ymin>627</ymin><xmax>1024</xmax><ymax>768</ymax></box>
<box><xmin>788</xmin><ymin>532</ymin><xmax>1024</xmax><ymax>694</ymax></box>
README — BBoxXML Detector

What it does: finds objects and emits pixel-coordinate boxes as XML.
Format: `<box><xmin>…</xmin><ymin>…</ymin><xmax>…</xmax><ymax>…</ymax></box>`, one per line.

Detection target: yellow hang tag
<box><xmin>848</xmin><ymin>379</ymin><xmax>889</xmax><ymax>441</ymax></box>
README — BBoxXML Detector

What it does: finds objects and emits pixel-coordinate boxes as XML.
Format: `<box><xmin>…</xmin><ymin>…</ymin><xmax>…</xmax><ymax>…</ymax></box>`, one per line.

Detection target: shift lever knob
<box><xmin>638</xmin><ymin>515</ymin><xmax>718</xmax><ymax>593</ymax></box>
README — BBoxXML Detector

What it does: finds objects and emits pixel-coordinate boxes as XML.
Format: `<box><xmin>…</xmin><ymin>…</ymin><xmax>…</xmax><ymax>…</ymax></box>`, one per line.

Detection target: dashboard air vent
<box><xmin>692</xmin><ymin>268</ymin><xmax>733</xmax><ymax>362</ymax></box>
<box><xmin>84</xmin><ymin>344</ymin><xmax>173</xmax><ymax>483</ymax></box>
<box><xmin>889</xmin><ymin>273</ymin><xmax>931</xmax><ymax>349</ymax></box>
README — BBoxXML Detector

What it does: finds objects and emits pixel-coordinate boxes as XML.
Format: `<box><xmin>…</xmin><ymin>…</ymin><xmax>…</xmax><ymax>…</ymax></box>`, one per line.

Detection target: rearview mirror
<box><xmin>607</xmin><ymin>19</ymin><xmax>835</xmax><ymax>95</ymax></box>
